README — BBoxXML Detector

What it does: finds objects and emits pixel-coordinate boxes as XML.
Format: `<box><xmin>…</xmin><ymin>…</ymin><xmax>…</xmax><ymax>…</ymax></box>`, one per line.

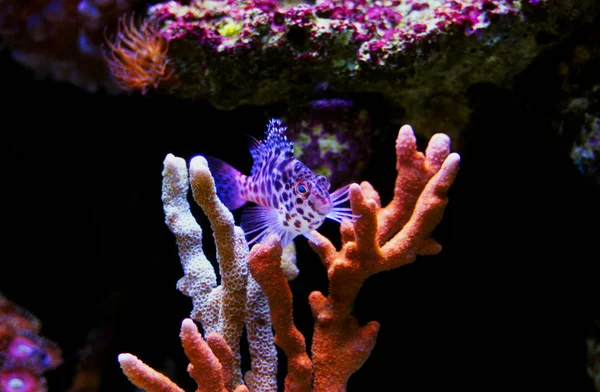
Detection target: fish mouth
<box><xmin>314</xmin><ymin>198</ymin><xmax>332</xmax><ymax>215</ymax></box>
<box><xmin>317</xmin><ymin>206</ymin><xmax>331</xmax><ymax>215</ymax></box>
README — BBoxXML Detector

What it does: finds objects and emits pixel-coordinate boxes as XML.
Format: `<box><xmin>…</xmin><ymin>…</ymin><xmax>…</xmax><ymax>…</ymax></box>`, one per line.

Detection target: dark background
<box><xmin>1</xmin><ymin>27</ymin><xmax>598</xmax><ymax>392</ymax></box>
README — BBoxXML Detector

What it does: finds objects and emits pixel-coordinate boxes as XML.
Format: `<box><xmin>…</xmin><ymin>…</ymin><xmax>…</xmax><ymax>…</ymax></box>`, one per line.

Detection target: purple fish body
<box><xmin>206</xmin><ymin>118</ymin><xmax>356</xmax><ymax>247</ymax></box>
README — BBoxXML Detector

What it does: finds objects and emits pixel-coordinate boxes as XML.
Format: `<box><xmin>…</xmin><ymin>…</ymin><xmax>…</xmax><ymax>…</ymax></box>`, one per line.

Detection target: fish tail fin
<box><xmin>204</xmin><ymin>156</ymin><xmax>247</xmax><ymax>210</ymax></box>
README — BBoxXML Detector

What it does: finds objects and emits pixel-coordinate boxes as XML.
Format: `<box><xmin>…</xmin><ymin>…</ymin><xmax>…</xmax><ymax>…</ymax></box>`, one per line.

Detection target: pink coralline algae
<box><xmin>140</xmin><ymin>0</ymin><xmax>598</xmax><ymax>139</ymax></box>
<box><xmin>147</xmin><ymin>0</ymin><xmax>533</xmax><ymax>102</ymax></box>
<box><xmin>2</xmin><ymin>0</ymin><xmax>599</xmax><ymax>140</ymax></box>
<box><xmin>0</xmin><ymin>294</ymin><xmax>62</xmax><ymax>392</ymax></box>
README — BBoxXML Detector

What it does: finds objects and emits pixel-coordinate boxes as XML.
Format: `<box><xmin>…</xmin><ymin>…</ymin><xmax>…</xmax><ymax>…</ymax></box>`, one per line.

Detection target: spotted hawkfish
<box><xmin>206</xmin><ymin>118</ymin><xmax>357</xmax><ymax>247</ymax></box>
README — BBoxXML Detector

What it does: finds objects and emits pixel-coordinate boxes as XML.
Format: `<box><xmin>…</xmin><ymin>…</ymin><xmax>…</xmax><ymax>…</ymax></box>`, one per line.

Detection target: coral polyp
<box><xmin>103</xmin><ymin>14</ymin><xmax>174</xmax><ymax>94</ymax></box>
<box><xmin>0</xmin><ymin>294</ymin><xmax>62</xmax><ymax>392</ymax></box>
<box><xmin>0</xmin><ymin>367</ymin><xmax>44</xmax><ymax>392</ymax></box>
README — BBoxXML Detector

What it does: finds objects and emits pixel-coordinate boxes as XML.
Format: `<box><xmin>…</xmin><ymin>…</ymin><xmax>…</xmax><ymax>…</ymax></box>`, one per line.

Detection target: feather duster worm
<box><xmin>103</xmin><ymin>14</ymin><xmax>173</xmax><ymax>94</ymax></box>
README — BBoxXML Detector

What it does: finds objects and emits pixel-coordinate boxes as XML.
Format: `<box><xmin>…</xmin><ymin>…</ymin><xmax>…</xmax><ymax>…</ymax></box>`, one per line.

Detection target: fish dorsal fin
<box><xmin>246</xmin><ymin>134</ymin><xmax>261</xmax><ymax>155</ymax></box>
<box><xmin>249</xmin><ymin>118</ymin><xmax>294</xmax><ymax>176</ymax></box>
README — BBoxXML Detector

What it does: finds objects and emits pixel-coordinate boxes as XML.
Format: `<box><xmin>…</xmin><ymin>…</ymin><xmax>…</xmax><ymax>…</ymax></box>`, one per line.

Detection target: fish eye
<box><xmin>295</xmin><ymin>181</ymin><xmax>310</xmax><ymax>198</ymax></box>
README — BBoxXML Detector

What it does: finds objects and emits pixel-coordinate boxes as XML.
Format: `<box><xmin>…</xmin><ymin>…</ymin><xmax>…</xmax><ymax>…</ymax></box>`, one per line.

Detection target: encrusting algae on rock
<box><xmin>84</xmin><ymin>0</ymin><xmax>598</xmax><ymax>139</ymax></box>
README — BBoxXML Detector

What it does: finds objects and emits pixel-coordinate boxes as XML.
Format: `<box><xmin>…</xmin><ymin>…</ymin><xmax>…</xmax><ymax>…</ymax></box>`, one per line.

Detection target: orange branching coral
<box><xmin>306</xmin><ymin>126</ymin><xmax>460</xmax><ymax>390</ymax></box>
<box><xmin>118</xmin><ymin>319</ymin><xmax>249</xmax><ymax>392</ymax></box>
<box><xmin>249</xmin><ymin>238</ymin><xmax>313</xmax><ymax>392</ymax></box>
<box><xmin>103</xmin><ymin>14</ymin><xmax>173</xmax><ymax>94</ymax></box>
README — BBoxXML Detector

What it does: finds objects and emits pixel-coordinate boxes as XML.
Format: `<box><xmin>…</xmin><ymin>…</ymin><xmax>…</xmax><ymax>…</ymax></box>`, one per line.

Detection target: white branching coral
<box><xmin>160</xmin><ymin>154</ymin><xmax>278</xmax><ymax>390</ymax></box>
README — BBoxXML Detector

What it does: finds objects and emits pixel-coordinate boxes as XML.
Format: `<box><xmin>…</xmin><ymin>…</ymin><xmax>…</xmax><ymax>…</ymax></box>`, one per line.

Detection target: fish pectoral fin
<box><xmin>241</xmin><ymin>206</ymin><xmax>284</xmax><ymax>245</ymax></box>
